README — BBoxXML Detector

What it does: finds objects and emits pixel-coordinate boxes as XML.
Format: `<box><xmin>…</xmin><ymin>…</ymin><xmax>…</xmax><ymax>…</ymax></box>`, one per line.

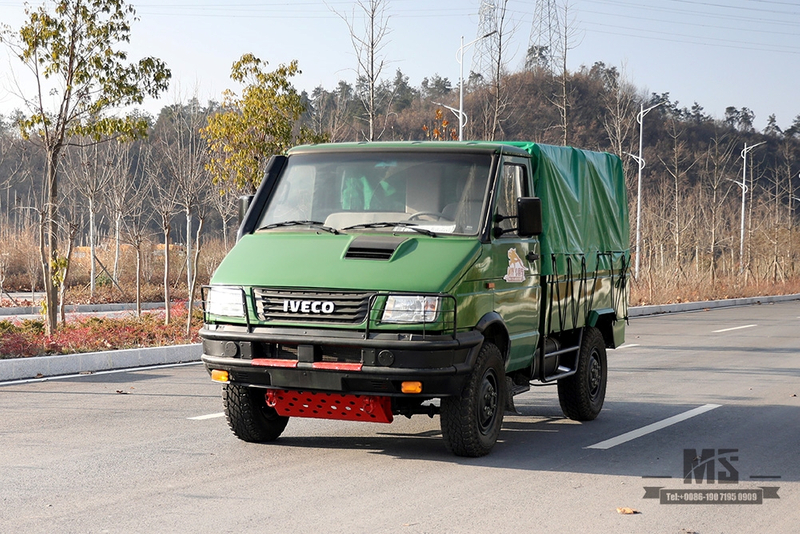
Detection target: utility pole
<box><xmin>738</xmin><ymin>141</ymin><xmax>765</xmax><ymax>273</ymax></box>
<box><xmin>629</xmin><ymin>102</ymin><xmax>662</xmax><ymax>279</ymax></box>
<box><xmin>455</xmin><ymin>31</ymin><xmax>496</xmax><ymax>141</ymax></box>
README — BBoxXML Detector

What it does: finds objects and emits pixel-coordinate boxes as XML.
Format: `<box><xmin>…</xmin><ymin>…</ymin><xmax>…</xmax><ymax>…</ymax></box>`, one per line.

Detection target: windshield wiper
<box><xmin>342</xmin><ymin>221</ymin><xmax>437</xmax><ymax>237</ymax></box>
<box><xmin>260</xmin><ymin>220</ymin><xmax>340</xmax><ymax>235</ymax></box>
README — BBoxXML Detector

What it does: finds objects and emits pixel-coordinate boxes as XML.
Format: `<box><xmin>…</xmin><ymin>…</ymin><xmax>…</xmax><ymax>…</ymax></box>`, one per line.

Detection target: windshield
<box><xmin>257</xmin><ymin>152</ymin><xmax>492</xmax><ymax>236</ymax></box>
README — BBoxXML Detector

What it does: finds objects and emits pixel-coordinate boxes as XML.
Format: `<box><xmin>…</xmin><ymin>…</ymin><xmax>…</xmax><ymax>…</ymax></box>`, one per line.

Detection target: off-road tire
<box><xmin>223</xmin><ymin>384</ymin><xmax>289</xmax><ymax>442</ymax></box>
<box><xmin>440</xmin><ymin>342</ymin><xmax>507</xmax><ymax>457</ymax></box>
<box><xmin>557</xmin><ymin>327</ymin><xmax>607</xmax><ymax>421</ymax></box>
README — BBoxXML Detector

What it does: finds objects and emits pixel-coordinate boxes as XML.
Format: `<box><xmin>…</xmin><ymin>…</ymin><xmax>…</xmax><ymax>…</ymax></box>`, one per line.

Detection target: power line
<box><xmin>578</xmin><ymin>7</ymin><xmax>800</xmax><ymax>37</ymax></box>
<box><xmin>571</xmin><ymin>0</ymin><xmax>800</xmax><ymax>26</ymax></box>
<box><xmin>582</xmin><ymin>25</ymin><xmax>800</xmax><ymax>56</ymax></box>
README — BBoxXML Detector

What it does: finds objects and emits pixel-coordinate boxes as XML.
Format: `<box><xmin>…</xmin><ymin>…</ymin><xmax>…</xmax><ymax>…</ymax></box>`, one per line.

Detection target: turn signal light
<box><xmin>401</xmin><ymin>381</ymin><xmax>423</xmax><ymax>394</ymax></box>
<box><xmin>210</xmin><ymin>369</ymin><xmax>229</xmax><ymax>383</ymax></box>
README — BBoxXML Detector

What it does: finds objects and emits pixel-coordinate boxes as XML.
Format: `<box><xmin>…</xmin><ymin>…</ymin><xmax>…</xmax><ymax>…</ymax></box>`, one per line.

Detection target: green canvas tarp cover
<box><xmin>503</xmin><ymin>142</ymin><xmax>630</xmax><ymax>276</ymax></box>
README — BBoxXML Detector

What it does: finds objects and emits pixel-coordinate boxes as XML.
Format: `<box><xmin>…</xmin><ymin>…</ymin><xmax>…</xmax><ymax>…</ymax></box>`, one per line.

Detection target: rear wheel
<box><xmin>223</xmin><ymin>384</ymin><xmax>289</xmax><ymax>442</ymax></box>
<box><xmin>440</xmin><ymin>342</ymin><xmax>506</xmax><ymax>457</ymax></box>
<box><xmin>557</xmin><ymin>327</ymin><xmax>607</xmax><ymax>421</ymax></box>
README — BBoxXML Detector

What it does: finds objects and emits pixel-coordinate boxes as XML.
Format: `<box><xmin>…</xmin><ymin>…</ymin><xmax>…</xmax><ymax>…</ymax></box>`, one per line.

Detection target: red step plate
<box><xmin>265</xmin><ymin>390</ymin><xmax>393</xmax><ymax>423</ymax></box>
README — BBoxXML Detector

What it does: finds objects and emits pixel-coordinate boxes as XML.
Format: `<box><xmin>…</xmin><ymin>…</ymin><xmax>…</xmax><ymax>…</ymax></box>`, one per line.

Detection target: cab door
<box><xmin>489</xmin><ymin>156</ymin><xmax>541</xmax><ymax>373</ymax></box>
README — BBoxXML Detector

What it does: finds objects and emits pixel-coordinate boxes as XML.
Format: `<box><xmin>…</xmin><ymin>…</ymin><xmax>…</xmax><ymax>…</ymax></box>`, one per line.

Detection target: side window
<box><xmin>496</xmin><ymin>163</ymin><xmax>527</xmax><ymax>235</ymax></box>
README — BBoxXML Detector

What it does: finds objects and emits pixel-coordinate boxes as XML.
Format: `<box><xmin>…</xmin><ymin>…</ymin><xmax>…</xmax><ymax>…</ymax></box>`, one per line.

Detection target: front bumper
<box><xmin>200</xmin><ymin>325</ymin><xmax>484</xmax><ymax>397</ymax></box>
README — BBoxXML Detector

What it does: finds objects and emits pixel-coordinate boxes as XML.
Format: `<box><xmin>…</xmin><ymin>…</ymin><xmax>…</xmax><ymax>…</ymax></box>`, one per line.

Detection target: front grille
<box><xmin>253</xmin><ymin>288</ymin><xmax>373</xmax><ymax>324</ymax></box>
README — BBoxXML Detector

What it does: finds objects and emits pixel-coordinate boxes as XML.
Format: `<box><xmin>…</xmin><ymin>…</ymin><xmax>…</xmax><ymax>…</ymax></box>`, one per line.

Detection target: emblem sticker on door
<box><xmin>503</xmin><ymin>247</ymin><xmax>527</xmax><ymax>283</ymax></box>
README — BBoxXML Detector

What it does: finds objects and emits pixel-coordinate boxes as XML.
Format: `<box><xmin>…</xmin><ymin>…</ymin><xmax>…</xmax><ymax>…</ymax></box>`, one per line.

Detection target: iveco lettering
<box><xmin>283</xmin><ymin>300</ymin><xmax>336</xmax><ymax>314</ymax></box>
<box><xmin>200</xmin><ymin>141</ymin><xmax>630</xmax><ymax>457</ymax></box>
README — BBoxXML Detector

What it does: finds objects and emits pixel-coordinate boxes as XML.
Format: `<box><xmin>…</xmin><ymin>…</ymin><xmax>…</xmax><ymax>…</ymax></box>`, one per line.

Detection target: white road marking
<box><xmin>585</xmin><ymin>404</ymin><xmax>722</xmax><ymax>450</ymax></box>
<box><xmin>617</xmin><ymin>344</ymin><xmax>640</xmax><ymax>349</ymax></box>
<box><xmin>713</xmin><ymin>324</ymin><xmax>757</xmax><ymax>333</ymax></box>
<box><xmin>188</xmin><ymin>412</ymin><xmax>225</xmax><ymax>421</ymax></box>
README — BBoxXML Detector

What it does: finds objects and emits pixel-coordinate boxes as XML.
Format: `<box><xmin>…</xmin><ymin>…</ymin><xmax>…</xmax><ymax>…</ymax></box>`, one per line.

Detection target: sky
<box><xmin>0</xmin><ymin>0</ymin><xmax>798</xmax><ymax>131</ymax></box>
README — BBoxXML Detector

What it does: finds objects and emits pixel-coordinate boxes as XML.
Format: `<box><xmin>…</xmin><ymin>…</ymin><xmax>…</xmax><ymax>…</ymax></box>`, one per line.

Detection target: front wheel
<box><xmin>223</xmin><ymin>384</ymin><xmax>289</xmax><ymax>442</ymax></box>
<box><xmin>557</xmin><ymin>327</ymin><xmax>607</xmax><ymax>421</ymax></box>
<box><xmin>440</xmin><ymin>342</ymin><xmax>507</xmax><ymax>457</ymax></box>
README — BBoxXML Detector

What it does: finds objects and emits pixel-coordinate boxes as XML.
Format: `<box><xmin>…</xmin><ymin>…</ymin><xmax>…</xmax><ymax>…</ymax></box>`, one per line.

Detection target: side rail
<box><xmin>537</xmin><ymin>251</ymin><xmax>629</xmax><ymax>382</ymax></box>
<box><xmin>544</xmin><ymin>251</ymin><xmax>629</xmax><ymax>337</ymax></box>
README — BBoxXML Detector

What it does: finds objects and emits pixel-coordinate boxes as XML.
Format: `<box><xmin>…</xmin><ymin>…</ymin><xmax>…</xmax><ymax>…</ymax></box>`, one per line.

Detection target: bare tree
<box><xmin>103</xmin><ymin>141</ymin><xmax>137</xmax><ymax>282</ymax></box>
<box><xmin>698</xmin><ymin>133</ymin><xmax>737</xmax><ymax>282</ymax></box>
<box><xmin>121</xmin><ymin>158</ymin><xmax>152</xmax><ymax>317</ymax></box>
<box><xmin>601</xmin><ymin>65</ymin><xmax>638</xmax><ymax>159</ymax></box>
<box><xmin>334</xmin><ymin>0</ymin><xmax>391</xmax><ymax>141</ymax></box>
<box><xmin>208</xmin><ymin>185</ymin><xmax>237</xmax><ymax>251</ymax></box>
<box><xmin>64</xmin><ymin>141</ymin><xmax>116</xmax><ymax>298</ymax></box>
<box><xmin>658</xmin><ymin>120</ymin><xmax>698</xmax><ymax>272</ymax></box>
<box><xmin>158</xmin><ymin>98</ymin><xmax>209</xmax><ymax>296</ymax></box>
<box><xmin>486</xmin><ymin>0</ymin><xmax>513</xmax><ymax>140</ymax></box>
<box><xmin>146</xmin><ymin>144</ymin><xmax>179</xmax><ymax>325</ymax></box>
<box><xmin>552</xmin><ymin>0</ymin><xmax>581</xmax><ymax>146</ymax></box>
<box><xmin>778</xmin><ymin>139</ymin><xmax>798</xmax><ymax>277</ymax></box>
<box><xmin>186</xmin><ymin>183</ymin><xmax>212</xmax><ymax>336</ymax></box>
<box><xmin>309</xmin><ymin>84</ymin><xmax>352</xmax><ymax>142</ymax></box>
<box><xmin>0</xmin><ymin>126</ymin><xmax>24</xmax><ymax>231</ymax></box>
<box><xmin>55</xmin><ymin>172</ymin><xmax>81</xmax><ymax>323</ymax></box>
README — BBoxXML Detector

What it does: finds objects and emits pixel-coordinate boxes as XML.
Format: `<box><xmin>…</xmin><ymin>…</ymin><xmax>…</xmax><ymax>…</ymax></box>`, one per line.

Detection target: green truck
<box><xmin>200</xmin><ymin>141</ymin><xmax>630</xmax><ymax>457</ymax></box>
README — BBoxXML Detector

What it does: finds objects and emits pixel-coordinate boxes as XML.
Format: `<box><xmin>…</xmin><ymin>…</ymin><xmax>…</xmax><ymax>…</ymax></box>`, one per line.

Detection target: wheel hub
<box><xmin>478</xmin><ymin>370</ymin><xmax>498</xmax><ymax>433</ymax></box>
<box><xmin>588</xmin><ymin>352</ymin><xmax>601</xmax><ymax>398</ymax></box>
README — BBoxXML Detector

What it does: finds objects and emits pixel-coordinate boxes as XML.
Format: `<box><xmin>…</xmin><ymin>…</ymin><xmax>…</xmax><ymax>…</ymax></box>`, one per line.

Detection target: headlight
<box><xmin>382</xmin><ymin>295</ymin><xmax>440</xmax><ymax>324</ymax></box>
<box><xmin>206</xmin><ymin>286</ymin><xmax>245</xmax><ymax>318</ymax></box>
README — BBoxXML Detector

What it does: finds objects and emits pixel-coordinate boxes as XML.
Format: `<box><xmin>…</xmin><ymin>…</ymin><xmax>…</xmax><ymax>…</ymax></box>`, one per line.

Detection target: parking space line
<box><xmin>617</xmin><ymin>344</ymin><xmax>640</xmax><ymax>349</ymax></box>
<box><xmin>188</xmin><ymin>413</ymin><xmax>225</xmax><ymax>420</ymax></box>
<box><xmin>712</xmin><ymin>324</ymin><xmax>756</xmax><ymax>333</ymax></box>
<box><xmin>585</xmin><ymin>404</ymin><xmax>721</xmax><ymax>450</ymax></box>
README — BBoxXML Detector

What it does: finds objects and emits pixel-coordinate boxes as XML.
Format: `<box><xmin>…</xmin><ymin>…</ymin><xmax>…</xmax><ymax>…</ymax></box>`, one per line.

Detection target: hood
<box><xmin>211</xmin><ymin>231</ymin><xmax>482</xmax><ymax>293</ymax></box>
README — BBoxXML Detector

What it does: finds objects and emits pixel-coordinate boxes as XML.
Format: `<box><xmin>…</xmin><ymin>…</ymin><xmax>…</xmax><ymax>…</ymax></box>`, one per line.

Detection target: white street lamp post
<box><xmin>457</xmin><ymin>31</ymin><xmax>496</xmax><ymax>141</ymax></box>
<box><xmin>738</xmin><ymin>141</ymin><xmax>765</xmax><ymax>273</ymax></box>
<box><xmin>631</xmin><ymin>102</ymin><xmax>663</xmax><ymax>279</ymax></box>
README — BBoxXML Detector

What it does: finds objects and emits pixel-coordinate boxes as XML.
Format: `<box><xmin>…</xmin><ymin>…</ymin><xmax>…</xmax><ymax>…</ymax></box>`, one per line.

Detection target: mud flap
<box><xmin>505</xmin><ymin>377</ymin><xmax>520</xmax><ymax>415</ymax></box>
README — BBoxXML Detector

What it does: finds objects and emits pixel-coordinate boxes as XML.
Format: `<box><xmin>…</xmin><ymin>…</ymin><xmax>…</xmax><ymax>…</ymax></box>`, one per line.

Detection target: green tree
<box><xmin>391</xmin><ymin>69</ymin><xmax>417</xmax><ymax>113</ymax></box>
<box><xmin>0</xmin><ymin>0</ymin><xmax>170</xmax><ymax>333</ymax></box>
<box><xmin>420</xmin><ymin>74</ymin><xmax>452</xmax><ymax>100</ymax></box>
<box><xmin>202</xmin><ymin>54</ymin><xmax>324</xmax><ymax>192</ymax></box>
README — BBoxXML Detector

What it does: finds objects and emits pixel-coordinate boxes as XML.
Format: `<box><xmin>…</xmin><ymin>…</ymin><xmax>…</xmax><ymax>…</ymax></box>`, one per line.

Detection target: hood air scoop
<box><xmin>345</xmin><ymin>235</ymin><xmax>408</xmax><ymax>261</ymax></box>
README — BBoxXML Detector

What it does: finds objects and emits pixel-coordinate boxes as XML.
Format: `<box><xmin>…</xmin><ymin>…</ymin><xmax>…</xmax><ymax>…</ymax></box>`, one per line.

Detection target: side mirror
<box><xmin>517</xmin><ymin>197</ymin><xmax>542</xmax><ymax>237</ymax></box>
<box><xmin>238</xmin><ymin>195</ymin><xmax>254</xmax><ymax>226</ymax></box>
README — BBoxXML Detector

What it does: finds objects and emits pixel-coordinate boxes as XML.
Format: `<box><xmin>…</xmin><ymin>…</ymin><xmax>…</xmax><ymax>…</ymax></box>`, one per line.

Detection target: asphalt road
<box><xmin>1</xmin><ymin>302</ymin><xmax>798</xmax><ymax>533</ymax></box>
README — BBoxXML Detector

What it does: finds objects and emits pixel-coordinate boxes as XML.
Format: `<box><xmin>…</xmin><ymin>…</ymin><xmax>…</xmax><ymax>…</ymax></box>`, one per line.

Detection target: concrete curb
<box><xmin>0</xmin><ymin>344</ymin><xmax>201</xmax><ymax>382</ymax></box>
<box><xmin>0</xmin><ymin>302</ymin><xmax>164</xmax><ymax>317</ymax></box>
<box><xmin>2</xmin><ymin>293</ymin><xmax>799</xmax><ymax>382</ymax></box>
<box><xmin>628</xmin><ymin>293</ymin><xmax>800</xmax><ymax>317</ymax></box>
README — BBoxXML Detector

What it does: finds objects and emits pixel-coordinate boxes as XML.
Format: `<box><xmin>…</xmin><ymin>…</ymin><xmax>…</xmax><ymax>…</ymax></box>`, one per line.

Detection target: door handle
<box><xmin>526</xmin><ymin>251</ymin><xmax>539</xmax><ymax>262</ymax></box>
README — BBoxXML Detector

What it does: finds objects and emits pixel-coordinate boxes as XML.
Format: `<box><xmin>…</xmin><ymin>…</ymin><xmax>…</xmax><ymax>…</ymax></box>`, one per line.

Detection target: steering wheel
<box><xmin>407</xmin><ymin>211</ymin><xmax>448</xmax><ymax>221</ymax></box>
